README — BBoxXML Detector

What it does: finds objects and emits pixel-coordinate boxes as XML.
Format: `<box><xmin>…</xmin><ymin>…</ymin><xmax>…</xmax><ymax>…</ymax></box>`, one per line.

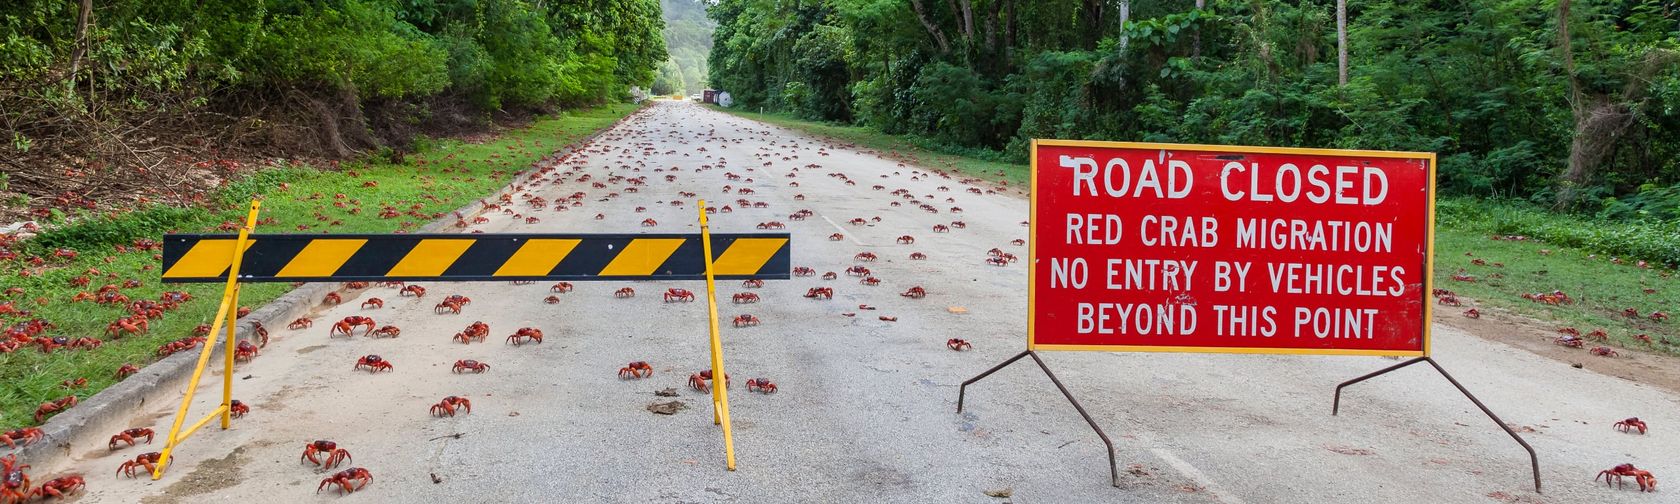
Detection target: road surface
<box><xmin>48</xmin><ymin>101</ymin><xmax>1675</xmax><ymax>503</ymax></box>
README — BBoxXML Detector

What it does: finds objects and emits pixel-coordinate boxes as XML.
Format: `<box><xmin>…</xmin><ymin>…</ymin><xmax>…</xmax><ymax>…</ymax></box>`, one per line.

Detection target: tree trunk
<box><xmin>1337</xmin><ymin>0</ymin><xmax>1348</xmax><ymax>85</ymax></box>
<box><xmin>68</xmin><ymin>0</ymin><xmax>93</xmax><ymax>84</ymax></box>
<box><xmin>1193</xmin><ymin>0</ymin><xmax>1205</xmax><ymax>58</ymax></box>
<box><xmin>910</xmin><ymin>0</ymin><xmax>952</xmax><ymax>54</ymax></box>
<box><xmin>1117</xmin><ymin>0</ymin><xmax>1131</xmax><ymax>54</ymax></box>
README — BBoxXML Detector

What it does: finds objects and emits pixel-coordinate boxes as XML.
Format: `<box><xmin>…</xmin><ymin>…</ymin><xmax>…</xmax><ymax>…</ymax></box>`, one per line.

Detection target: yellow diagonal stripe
<box><xmin>274</xmin><ymin>239</ymin><xmax>367</xmax><ymax>278</ymax></box>
<box><xmin>599</xmin><ymin>239</ymin><xmax>685</xmax><ymax>276</ymax></box>
<box><xmin>162</xmin><ymin>239</ymin><xmax>254</xmax><ymax>279</ymax></box>
<box><xmin>386</xmin><ymin>239</ymin><xmax>476</xmax><ymax>277</ymax></box>
<box><xmin>494</xmin><ymin>239</ymin><xmax>582</xmax><ymax>276</ymax></box>
<box><xmin>712</xmin><ymin>238</ymin><xmax>787</xmax><ymax>275</ymax></box>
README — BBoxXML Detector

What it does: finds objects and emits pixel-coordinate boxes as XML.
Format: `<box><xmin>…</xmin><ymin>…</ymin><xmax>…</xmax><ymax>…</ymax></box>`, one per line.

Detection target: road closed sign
<box><xmin>1028</xmin><ymin>140</ymin><xmax>1435</xmax><ymax>356</ymax></box>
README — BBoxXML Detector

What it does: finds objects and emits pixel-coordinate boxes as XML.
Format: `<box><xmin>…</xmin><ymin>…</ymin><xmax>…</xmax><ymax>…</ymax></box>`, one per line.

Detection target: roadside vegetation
<box><xmin>714</xmin><ymin>106</ymin><xmax>1680</xmax><ymax>358</ymax></box>
<box><xmin>0</xmin><ymin>103</ymin><xmax>640</xmax><ymax>431</ymax></box>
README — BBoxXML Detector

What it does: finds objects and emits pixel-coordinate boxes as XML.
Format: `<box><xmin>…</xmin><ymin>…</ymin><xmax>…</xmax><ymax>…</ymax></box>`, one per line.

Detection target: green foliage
<box><xmin>705</xmin><ymin>0</ymin><xmax>1680</xmax><ymax>203</ymax></box>
<box><xmin>0</xmin><ymin>0</ymin><xmax>666</xmax><ymax>147</ymax></box>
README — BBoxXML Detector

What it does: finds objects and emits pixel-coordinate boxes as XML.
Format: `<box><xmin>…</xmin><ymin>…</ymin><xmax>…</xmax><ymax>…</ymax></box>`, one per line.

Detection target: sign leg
<box><xmin>958</xmin><ymin>350</ymin><xmax>1121</xmax><ymax>488</ymax></box>
<box><xmin>1332</xmin><ymin>357</ymin><xmax>1541</xmax><ymax>493</ymax></box>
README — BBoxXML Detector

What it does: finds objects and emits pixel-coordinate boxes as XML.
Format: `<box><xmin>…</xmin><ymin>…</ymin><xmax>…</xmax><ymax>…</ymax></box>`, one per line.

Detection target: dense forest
<box><xmin>0</xmin><ymin>0</ymin><xmax>665</xmax><ymax>215</ymax></box>
<box><xmin>707</xmin><ymin>0</ymin><xmax>1680</xmax><ymax>210</ymax></box>
<box><xmin>656</xmin><ymin>0</ymin><xmax>715</xmax><ymax>96</ymax></box>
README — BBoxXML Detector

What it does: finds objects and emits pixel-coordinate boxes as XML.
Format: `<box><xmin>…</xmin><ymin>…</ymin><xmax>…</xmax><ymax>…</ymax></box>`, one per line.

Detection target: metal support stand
<box><xmin>959</xmin><ymin>350</ymin><xmax>1120</xmax><ymax>487</ymax></box>
<box><xmin>1333</xmin><ymin>357</ymin><xmax>1541</xmax><ymax>494</ymax></box>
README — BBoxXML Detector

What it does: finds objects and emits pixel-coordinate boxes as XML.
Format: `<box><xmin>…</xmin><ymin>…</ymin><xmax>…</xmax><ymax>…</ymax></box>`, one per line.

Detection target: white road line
<box><xmin>819</xmin><ymin>215</ymin><xmax>869</xmax><ymax>246</ymax></box>
<box><xmin>1142</xmin><ymin>443</ymin><xmax>1249</xmax><ymax>504</ymax></box>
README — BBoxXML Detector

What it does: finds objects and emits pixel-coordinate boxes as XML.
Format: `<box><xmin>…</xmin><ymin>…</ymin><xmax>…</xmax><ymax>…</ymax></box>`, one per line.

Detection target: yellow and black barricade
<box><xmin>161</xmin><ymin>233</ymin><xmax>791</xmax><ymax>283</ymax></box>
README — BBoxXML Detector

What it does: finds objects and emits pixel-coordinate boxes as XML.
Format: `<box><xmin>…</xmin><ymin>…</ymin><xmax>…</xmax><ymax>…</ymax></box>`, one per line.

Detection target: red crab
<box><xmin>1590</xmin><ymin>346</ymin><xmax>1619</xmax><ymax>357</ymax></box>
<box><xmin>860</xmin><ymin>277</ymin><xmax>881</xmax><ymax>286</ymax></box>
<box><xmin>317</xmin><ymin>467</ymin><xmax>372</xmax><ymax>495</ymax></box>
<box><xmin>822</xmin><ymin>271</ymin><xmax>838</xmax><ymax>280</ymax></box>
<box><xmin>1613</xmin><ymin>417</ymin><xmax>1648</xmax><ymax>435</ymax></box>
<box><xmin>828</xmin><ymin>233</ymin><xmax>844</xmax><ymax>241</ymax></box>
<box><xmin>1462</xmin><ymin>308</ymin><xmax>1480</xmax><ymax>319</ymax></box>
<box><xmin>371</xmin><ymin>325</ymin><xmax>401</xmax><ymax>338</ymax></box>
<box><xmin>0</xmin><ymin>428</ymin><xmax>43</xmax><ymax>449</ymax></box>
<box><xmin>331</xmin><ymin>316</ymin><xmax>376</xmax><ymax>337</ymax></box>
<box><xmin>360</xmin><ymin>298</ymin><xmax>383</xmax><ymax>309</ymax></box>
<box><xmin>793</xmin><ymin>267</ymin><xmax>815</xmax><ymax>276</ymax></box>
<box><xmin>732</xmin><ymin>314</ymin><xmax>760</xmax><ymax>327</ymax></box>
<box><xmin>324</xmin><ymin>293</ymin><xmax>342</xmax><ymax>305</ymax></box>
<box><xmin>619</xmin><ymin>361</ymin><xmax>653</xmax><ymax>379</ymax></box>
<box><xmin>431</xmin><ymin>396</ymin><xmax>472</xmax><ymax>417</ymax></box>
<box><xmin>108</xmin><ymin>428</ymin><xmax>155</xmax><ymax>450</ymax></box>
<box><xmin>400</xmin><ymin>285</ymin><xmax>427</xmax><ymax>297</ymax></box>
<box><xmin>35</xmin><ymin>396</ymin><xmax>77</xmax><ymax>423</ymax></box>
<box><xmin>506</xmin><ymin>327</ymin><xmax>543</xmax><ymax>345</ymax></box>
<box><xmin>115</xmin><ymin>363</ymin><xmax>140</xmax><ymax>380</ymax></box>
<box><xmin>1650</xmin><ymin>311</ymin><xmax>1669</xmax><ymax>322</ymax></box>
<box><xmin>663</xmin><ymin>288</ymin><xmax>695</xmax><ymax>302</ymax></box>
<box><xmin>288</xmin><ymin>318</ymin><xmax>314</xmax><ymax>330</ymax></box>
<box><xmin>746</xmin><ymin>378</ymin><xmax>777</xmax><ymax>394</ymax></box>
<box><xmin>435</xmin><ymin>299</ymin><xmax>464</xmax><ymax>314</ymax></box>
<box><xmin>1555</xmin><ymin>335</ymin><xmax>1584</xmax><ymax>348</ymax></box>
<box><xmin>846</xmin><ymin>265</ymin><xmax>871</xmax><ymax>277</ymax></box>
<box><xmin>741</xmin><ymin>279</ymin><xmax>764</xmax><ymax>288</ymax></box>
<box><xmin>901</xmin><ymin>286</ymin><xmax>927</xmax><ymax>299</ymax></box>
<box><xmin>234</xmin><ymin>340</ymin><xmax>259</xmax><ymax>362</ymax></box>
<box><xmin>550</xmin><ymin>282</ymin><xmax>573</xmax><ymax>293</ymax></box>
<box><xmin>732</xmin><ymin>292</ymin><xmax>759</xmax><ymax>304</ymax></box>
<box><xmin>947</xmin><ymin>338</ymin><xmax>972</xmax><ymax>351</ymax></box>
<box><xmin>688</xmin><ymin>370</ymin><xmax>730</xmax><ymax>392</ymax></box>
<box><xmin>1597</xmin><ymin>463</ymin><xmax>1656</xmax><ymax>492</ymax></box>
<box><xmin>804</xmin><ymin>287</ymin><xmax>833</xmax><ymax>300</ymax></box>
<box><xmin>117</xmin><ymin>452</ymin><xmax>161</xmax><ymax>478</ymax></box>
<box><xmin>641</xmin><ymin>218</ymin><xmax>658</xmax><ymax>227</ymax></box>
<box><xmin>854</xmin><ymin>252</ymin><xmax>877</xmax><ymax>262</ymax></box>
<box><xmin>353</xmin><ymin>355</ymin><xmax>393</xmax><ymax>373</ymax></box>
<box><xmin>229</xmin><ymin>399</ymin><xmax>249</xmax><ymax>418</ymax></box>
<box><xmin>614</xmin><ymin>287</ymin><xmax>636</xmax><ymax>298</ymax></box>
<box><xmin>910</xmin><ymin>252</ymin><xmax>927</xmax><ymax>260</ymax></box>
<box><xmin>27</xmin><ymin>474</ymin><xmax>83</xmax><ymax>500</ymax></box>
<box><xmin>452</xmin><ymin>360</ymin><xmax>490</xmax><ymax>374</ymax></box>
<box><xmin>896</xmin><ymin>235</ymin><xmax>915</xmax><ymax>244</ymax></box>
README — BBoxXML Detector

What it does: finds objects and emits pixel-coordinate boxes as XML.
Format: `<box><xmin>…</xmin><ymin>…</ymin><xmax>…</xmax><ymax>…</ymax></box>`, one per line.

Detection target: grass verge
<box><xmin>0</xmin><ymin>102</ymin><xmax>641</xmax><ymax>430</ymax></box>
<box><xmin>713</xmin><ymin>107</ymin><xmax>1680</xmax><ymax>358</ymax></box>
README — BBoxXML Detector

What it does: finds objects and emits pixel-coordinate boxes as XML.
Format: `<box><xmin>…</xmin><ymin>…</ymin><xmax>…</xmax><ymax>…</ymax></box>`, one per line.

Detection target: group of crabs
<box><xmin>1438</xmin><ymin>276</ymin><xmax>1664</xmax><ymax>492</ymax></box>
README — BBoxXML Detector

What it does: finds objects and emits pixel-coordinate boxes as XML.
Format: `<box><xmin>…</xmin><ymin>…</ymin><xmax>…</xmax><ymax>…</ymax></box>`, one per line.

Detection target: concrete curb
<box><xmin>14</xmin><ymin>105</ymin><xmax>642</xmax><ymax>470</ymax></box>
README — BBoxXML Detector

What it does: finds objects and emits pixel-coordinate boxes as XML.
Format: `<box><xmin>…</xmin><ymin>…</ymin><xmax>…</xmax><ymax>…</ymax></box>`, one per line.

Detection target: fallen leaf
<box><xmin>947</xmin><ymin>306</ymin><xmax>968</xmax><ymax>314</ymax></box>
<box><xmin>879</xmin><ymin>316</ymin><xmax>897</xmax><ymax>322</ymax></box>
<box><xmin>430</xmin><ymin>473</ymin><xmax>442</xmax><ymax>484</ymax></box>
<box><xmin>984</xmin><ymin>487</ymin><xmax>1012</xmax><ymax>498</ymax></box>
<box><xmin>507</xmin><ymin>411</ymin><xmax>520</xmax><ymax>417</ymax></box>
<box><xmin>655</xmin><ymin>388</ymin><xmax>679</xmax><ymax>397</ymax></box>
<box><xmin>648</xmin><ymin>401</ymin><xmax>686</xmax><ymax>415</ymax></box>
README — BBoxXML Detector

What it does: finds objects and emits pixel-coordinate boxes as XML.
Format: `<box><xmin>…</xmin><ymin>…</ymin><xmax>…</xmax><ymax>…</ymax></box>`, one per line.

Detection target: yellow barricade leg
<box><xmin>697</xmin><ymin>200</ymin><xmax>737</xmax><ymax>471</ymax></box>
<box><xmin>153</xmin><ymin>200</ymin><xmax>261</xmax><ymax>480</ymax></box>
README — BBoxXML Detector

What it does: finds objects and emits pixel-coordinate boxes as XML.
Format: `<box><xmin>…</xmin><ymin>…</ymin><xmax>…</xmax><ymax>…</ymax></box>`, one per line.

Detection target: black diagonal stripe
<box><xmin>240</xmin><ymin>238</ymin><xmax>316</xmax><ymax>279</ymax></box>
<box><xmin>439</xmin><ymin>237</ymin><xmax>522</xmax><ymax>277</ymax></box>
<box><xmin>337</xmin><ymin>237</ymin><xmax>422</xmax><ymax>278</ymax></box>
<box><xmin>654</xmin><ymin>237</ymin><xmax>709</xmax><ymax>277</ymax></box>
<box><xmin>553</xmin><ymin>237</ymin><xmax>635</xmax><ymax>276</ymax></box>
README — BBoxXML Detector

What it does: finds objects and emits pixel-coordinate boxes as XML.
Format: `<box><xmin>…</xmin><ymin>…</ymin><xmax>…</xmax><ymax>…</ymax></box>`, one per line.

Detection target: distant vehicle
<box><xmin>690</xmin><ymin>94</ymin><xmax>701</xmax><ymax>101</ymax></box>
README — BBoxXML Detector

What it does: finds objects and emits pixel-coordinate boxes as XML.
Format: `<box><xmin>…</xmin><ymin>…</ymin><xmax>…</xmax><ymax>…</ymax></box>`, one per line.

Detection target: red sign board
<box><xmin>1029</xmin><ymin>140</ymin><xmax>1436</xmax><ymax>356</ymax></box>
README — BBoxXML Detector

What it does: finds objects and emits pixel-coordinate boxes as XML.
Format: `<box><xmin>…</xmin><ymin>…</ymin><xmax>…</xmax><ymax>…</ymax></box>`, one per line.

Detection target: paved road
<box><xmin>50</xmin><ymin>101</ymin><xmax>1676</xmax><ymax>503</ymax></box>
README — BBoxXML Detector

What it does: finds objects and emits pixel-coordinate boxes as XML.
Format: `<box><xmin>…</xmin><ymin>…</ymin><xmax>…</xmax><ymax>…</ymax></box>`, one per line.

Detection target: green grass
<box><xmin>714</xmin><ymin>107</ymin><xmax>1680</xmax><ymax>358</ymax></box>
<box><xmin>709</xmin><ymin>106</ymin><xmax>1029</xmax><ymax>186</ymax></box>
<box><xmin>0</xmin><ymin>102</ymin><xmax>641</xmax><ymax>430</ymax></box>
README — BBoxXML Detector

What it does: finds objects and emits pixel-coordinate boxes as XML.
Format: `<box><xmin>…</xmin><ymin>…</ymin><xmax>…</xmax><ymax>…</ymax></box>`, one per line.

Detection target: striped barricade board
<box><xmin>161</xmin><ymin>233</ymin><xmax>791</xmax><ymax>283</ymax></box>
